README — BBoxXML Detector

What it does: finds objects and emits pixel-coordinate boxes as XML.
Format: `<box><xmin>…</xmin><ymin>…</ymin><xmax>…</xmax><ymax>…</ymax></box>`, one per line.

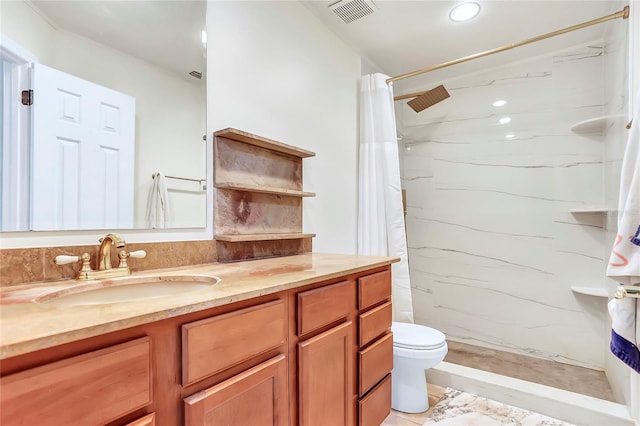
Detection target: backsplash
<box><xmin>0</xmin><ymin>238</ymin><xmax>313</xmax><ymax>287</ymax></box>
<box><xmin>0</xmin><ymin>240</ymin><xmax>217</xmax><ymax>287</ymax></box>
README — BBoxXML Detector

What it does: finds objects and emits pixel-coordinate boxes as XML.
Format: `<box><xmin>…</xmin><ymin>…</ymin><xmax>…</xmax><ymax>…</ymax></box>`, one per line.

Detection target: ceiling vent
<box><xmin>189</xmin><ymin>70</ymin><xmax>202</xmax><ymax>79</ymax></box>
<box><xmin>329</xmin><ymin>0</ymin><xmax>377</xmax><ymax>24</ymax></box>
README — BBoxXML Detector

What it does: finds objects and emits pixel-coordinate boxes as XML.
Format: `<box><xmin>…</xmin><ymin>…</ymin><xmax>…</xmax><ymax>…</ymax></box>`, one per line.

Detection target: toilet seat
<box><xmin>392</xmin><ymin>322</ymin><xmax>446</xmax><ymax>350</ymax></box>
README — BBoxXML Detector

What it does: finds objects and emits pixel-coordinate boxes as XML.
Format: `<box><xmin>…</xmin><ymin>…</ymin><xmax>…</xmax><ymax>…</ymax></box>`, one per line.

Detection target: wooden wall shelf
<box><xmin>213</xmin><ymin>128</ymin><xmax>315</xmax><ymax>261</ymax></box>
<box><xmin>215</xmin><ymin>233</ymin><xmax>317</xmax><ymax>243</ymax></box>
<box><xmin>215</xmin><ymin>182</ymin><xmax>315</xmax><ymax>198</ymax></box>
<box><xmin>214</xmin><ymin>128</ymin><xmax>316</xmax><ymax>158</ymax></box>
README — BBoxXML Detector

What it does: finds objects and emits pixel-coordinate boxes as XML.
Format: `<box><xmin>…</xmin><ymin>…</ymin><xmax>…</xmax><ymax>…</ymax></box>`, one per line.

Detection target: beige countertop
<box><xmin>0</xmin><ymin>253</ymin><xmax>397</xmax><ymax>360</ymax></box>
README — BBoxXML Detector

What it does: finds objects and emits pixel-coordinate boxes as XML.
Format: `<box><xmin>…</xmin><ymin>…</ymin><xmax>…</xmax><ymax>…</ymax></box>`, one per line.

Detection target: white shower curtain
<box><xmin>358</xmin><ymin>73</ymin><xmax>414</xmax><ymax>323</ymax></box>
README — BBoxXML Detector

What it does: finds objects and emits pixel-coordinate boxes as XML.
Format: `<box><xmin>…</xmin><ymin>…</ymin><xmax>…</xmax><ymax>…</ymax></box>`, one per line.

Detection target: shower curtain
<box><xmin>358</xmin><ymin>73</ymin><xmax>414</xmax><ymax>323</ymax></box>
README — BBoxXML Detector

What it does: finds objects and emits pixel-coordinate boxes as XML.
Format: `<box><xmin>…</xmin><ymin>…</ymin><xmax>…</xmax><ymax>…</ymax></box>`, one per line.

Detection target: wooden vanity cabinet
<box><xmin>0</xmin><ymin>265</ymin><xmax>393</xmax><ymax>426</ymax></box>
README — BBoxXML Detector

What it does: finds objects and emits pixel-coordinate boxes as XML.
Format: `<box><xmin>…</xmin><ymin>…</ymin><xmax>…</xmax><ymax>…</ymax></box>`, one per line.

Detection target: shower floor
<box><xmin>444</xmin><ymin>341</ymin><xmax>616</xmax><ymax>402</ymax></box>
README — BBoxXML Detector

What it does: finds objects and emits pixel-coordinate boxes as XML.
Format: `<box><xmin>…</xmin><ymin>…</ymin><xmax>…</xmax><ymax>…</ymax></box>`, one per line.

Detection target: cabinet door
<box><xmin>184</xmin><ymin>354</ymin><xmax>287</xmax><ymax>426</ymax></box>
<box><xmin>126</xmin><ymin>413</ymin><xmax>155</xmax><ymax>426</ymax></box>
<box><xmin>298</xmin><ymin>321</ymin><xmax>354</xmax><ymax>426</ymax></box>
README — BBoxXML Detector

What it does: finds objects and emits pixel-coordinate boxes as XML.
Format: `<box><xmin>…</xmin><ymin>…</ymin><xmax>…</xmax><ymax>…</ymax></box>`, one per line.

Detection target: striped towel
<box><xmin>607</xmin><ymin>89</ymin><xmax>640</xmax><ymax>374</ymax></box>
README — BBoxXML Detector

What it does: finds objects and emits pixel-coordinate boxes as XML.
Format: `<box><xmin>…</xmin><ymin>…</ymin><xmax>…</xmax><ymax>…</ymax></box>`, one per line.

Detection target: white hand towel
<box><xmin>145</xmin><ymin>173</ymin><xmax>170</xmax><ymax>228</ymax></box>
<box><xmin>607</xmin><ymin>88</ymin><xmax>640</xmax><ymax>374</ymax></box>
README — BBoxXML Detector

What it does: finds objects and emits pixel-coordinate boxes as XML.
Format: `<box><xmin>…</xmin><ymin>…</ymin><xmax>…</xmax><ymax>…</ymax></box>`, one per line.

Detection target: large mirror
<box><xmin>0</xmin><ymin>0</ymin><xmax>207</xmax><ymax>232</ymax></box>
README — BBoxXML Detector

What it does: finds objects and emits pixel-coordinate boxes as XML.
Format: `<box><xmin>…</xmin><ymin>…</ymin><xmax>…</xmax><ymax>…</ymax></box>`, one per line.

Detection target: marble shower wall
<box><xmin>401</xmin><ymin>43</ymin><xmax>610</xmax><ymax>369</ymax></box>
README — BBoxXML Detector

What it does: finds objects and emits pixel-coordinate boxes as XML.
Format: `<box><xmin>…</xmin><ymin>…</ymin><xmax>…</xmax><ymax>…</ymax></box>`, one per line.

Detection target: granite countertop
<box><xmin>0</xmin><ymin>253</ymin><xmax>397</xmax><ymax>360</ymax></box>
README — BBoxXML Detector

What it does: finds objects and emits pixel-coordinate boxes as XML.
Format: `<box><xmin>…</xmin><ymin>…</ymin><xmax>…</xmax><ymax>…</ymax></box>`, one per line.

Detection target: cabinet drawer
<box><xmin>297</xmin><ymin>280</ymin><xmax>355</xmax><ymax>336</ymax></box>
<box><xmin>358</xmin><ymin>374</ymin><xmax>391</xmax><ymax>426</ymax></box>
<box><xmin>358</xmin><ymin>332</ymin><xmax>393</xmax><ymax>396</ymax></box>
<box><xmin>359</xmin><ymin>301</ymin><xmax>392</xmax><ymax>347</ymax></box>
<box><xmin>0</xmin><ymin>337</ymin><xmax>151</xmax><ymax>426</ymax></box>
<box><xmin>182</xmin><ymin>299</ymin><xmax>286</xmax><ymax>386</ymax></box>
<box><xmin>358</xmin><ymin>270</ymin><xmax>391</xmax><ymax>310</ymax></box>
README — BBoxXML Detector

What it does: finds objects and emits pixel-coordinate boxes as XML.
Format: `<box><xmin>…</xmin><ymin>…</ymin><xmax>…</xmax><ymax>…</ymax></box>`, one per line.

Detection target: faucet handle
<box><xmin>117</xmin><ymin>250</ymin><xmax>147</xmax><ymax>269</ymax></box>
<box><xmin>55</xmin><ymin>252</ymin><xmax>92</xmax><ymax>274</ymax></box>
<box><xmin>54</xmin><ymin>255</ymin><xmax>80</xmax><ymax>265</ymax></box>
<box><xmin>128</xmin><ymin>250</ymin><xmax>146</xmax><ymax>259</ymax></box>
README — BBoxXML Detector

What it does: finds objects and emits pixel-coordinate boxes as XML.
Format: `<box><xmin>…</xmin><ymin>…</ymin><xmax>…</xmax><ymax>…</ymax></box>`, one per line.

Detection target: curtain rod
<box><xmin>388</xmin><ymin>5</ymin><xmax>630</xmax><ymax>97</ymax></box>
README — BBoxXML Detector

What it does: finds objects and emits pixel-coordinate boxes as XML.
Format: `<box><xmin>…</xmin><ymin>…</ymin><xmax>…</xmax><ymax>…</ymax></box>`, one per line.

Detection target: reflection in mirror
<box><xmin>0</xmin><ymin>0</ymin><xmax>207</xmax><ymax>232</ymax></box>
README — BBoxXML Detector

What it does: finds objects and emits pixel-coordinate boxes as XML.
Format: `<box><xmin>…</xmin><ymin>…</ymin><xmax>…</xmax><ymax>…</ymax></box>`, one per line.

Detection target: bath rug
<box><xmin>423</xmin><ymin>388</ymin><xmax>575</xmax><ymax>426</ymax></box>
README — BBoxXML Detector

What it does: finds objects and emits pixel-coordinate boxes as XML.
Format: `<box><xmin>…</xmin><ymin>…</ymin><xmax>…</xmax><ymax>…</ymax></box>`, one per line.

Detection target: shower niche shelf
<box><xmin>213</xmin><ymin>128</ymin><xmax>315</xmax><ymax>261</ymax></box>
<box><xmin>570</xmin><ymin>116</ymin><xmax>607</xmax><ymax>134</ymax></box>
<box><xmin>571</xmin><ymin>286</ymin><xmax>608</xmax><ymax>298</ymax></box>
<box><xmin>570</xmin><ymin>115</ymin><xmax>624</xmax><ymax>135</ymax></box>
<box><xmin>570</xmin><ymin>207</ymin><xmax>610</xmax><ymax>214</ymax></box>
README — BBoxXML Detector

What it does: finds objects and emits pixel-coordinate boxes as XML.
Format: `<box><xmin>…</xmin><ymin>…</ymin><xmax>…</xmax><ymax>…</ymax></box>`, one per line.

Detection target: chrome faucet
<box><xmin>98</xmin><ymin>233</ymin><xmax>126</xmax><ymax>270</ymax></box>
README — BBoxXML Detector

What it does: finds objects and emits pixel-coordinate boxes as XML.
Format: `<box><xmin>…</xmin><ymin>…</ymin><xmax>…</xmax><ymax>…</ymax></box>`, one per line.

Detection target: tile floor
<box><xmin>444</xmin><ymin>341</ymin><xmax>616</xmax><ymax>401</ymax></box>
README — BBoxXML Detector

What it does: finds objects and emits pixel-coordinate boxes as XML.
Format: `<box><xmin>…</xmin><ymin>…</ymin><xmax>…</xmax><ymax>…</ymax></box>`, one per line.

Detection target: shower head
<box><xmin>407</xmin><ymin>85</ymin><xmax>450</xmax><ymax>113</ymax></box>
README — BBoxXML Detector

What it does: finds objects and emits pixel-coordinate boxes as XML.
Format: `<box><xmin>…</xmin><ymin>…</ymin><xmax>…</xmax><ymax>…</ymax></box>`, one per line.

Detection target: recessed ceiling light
<box><xmin>201</xmin><ymin>30</ymin><xmax>207</xmax><ymax>46</ymax></box>
<box><xmin>449</xmin><ymin>2</ymin><xmax>480</xmax><ymax>22</ymax></box>
<box><xmin>499</xmin><ymin>117</ymin><xmax>511</xmax><ymax>124</ymax></box>
<box><xmin>505</xmin><ymin>133</ymin><xmax>516</xmax><ymax>139</ymax></box>
<box><xmin>492</xmin><ymin>100</ymin><xmax>507</xmax><ymax>107</ymax></box>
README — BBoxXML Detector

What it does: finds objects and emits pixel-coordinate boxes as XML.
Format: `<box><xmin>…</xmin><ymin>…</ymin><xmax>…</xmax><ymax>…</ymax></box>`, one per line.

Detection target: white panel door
<box><xmin>30</xmin><ymin>63</ymin><xmax>135</xmax><ymax>230</ymax></box>
<box><xmin>1</xmin><ymin>61</ymin><xmax>31</xmax><ymax>232</ymax></box>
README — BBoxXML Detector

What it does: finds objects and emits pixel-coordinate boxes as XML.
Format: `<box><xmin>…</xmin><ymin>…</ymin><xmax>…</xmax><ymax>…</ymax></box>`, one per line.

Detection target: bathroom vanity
<box><xmin>0</xmin><ymin>253</ymin><xmax>395</xmax><ymax>426</ymax></box>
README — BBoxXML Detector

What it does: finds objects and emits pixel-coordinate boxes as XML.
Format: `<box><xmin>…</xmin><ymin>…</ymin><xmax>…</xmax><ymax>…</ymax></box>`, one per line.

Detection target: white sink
<box><xmin>35</xmin><ymin>275</ymin><xmax>220</xmax><ymax>306</ymax></box>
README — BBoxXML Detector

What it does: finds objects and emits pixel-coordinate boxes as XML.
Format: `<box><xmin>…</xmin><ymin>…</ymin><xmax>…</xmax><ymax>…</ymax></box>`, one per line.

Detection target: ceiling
<box><xmin>302</xmin><ymin>0</ymin><xmax>626</xmax><ymax>94</ymax></box>
<box><xmin>27</xmin><ymin>0</ymin><xmax>626</xmax><ymax>92</ymax></box>
<box><xmin>29</xmin><ymin>0</ymin><xmax>206</xmax><ymax>81</ymax></box>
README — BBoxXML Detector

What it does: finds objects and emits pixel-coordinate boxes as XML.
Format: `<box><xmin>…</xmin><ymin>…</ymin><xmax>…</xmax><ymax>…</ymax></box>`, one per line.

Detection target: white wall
<box><xmin>1</xmin><ymin>1</ymin><xmax>206</xmax><ymax>230</ymax></box>
<box><xmin>207</xmin><ymin>1</ymin><xmax>361</xmax><ymax>254</ymax></box>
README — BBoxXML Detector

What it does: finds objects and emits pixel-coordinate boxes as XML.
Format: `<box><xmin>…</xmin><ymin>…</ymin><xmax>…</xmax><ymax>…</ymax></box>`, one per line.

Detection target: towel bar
<box><xmin>614</xmin><ymin>285</ymin><xmax>640</xmax><ymax>299</ymax></box>
<box><xmin>152</xmin><ymin>173</ymin><xmax>205</xmax><ymax>184</ymax></box>
<box><xmin>151</xmin><ymin>173</ymin><xmax>206</xmax><ymax>190</ymax></box>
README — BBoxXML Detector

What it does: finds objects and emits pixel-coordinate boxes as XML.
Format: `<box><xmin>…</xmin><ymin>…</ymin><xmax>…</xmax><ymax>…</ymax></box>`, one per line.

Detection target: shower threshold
<box><xmin>427</xmin><ymin>361</ymin><xmax>634</xmax><ymax>426</ymax></box>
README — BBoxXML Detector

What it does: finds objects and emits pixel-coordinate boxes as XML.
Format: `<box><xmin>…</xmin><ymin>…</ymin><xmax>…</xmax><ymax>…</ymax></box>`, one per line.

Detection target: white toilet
<box><xmin>391</xmin><ymin>321</ymin><xmax>448</xmax><ymax>413</ymax></box>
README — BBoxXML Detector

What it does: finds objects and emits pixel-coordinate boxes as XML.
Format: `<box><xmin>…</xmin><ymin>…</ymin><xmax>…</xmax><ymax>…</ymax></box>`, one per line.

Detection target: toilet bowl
<box><xmin>391</xmin><ymin>321</ymin><xmax>448</xmax><ymax>413</ymax></box>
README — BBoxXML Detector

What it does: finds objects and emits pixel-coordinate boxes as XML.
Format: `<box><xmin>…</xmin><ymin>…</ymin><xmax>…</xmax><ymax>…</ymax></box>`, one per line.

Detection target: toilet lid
<box><xmin>392</xmin><ymin>322</ymin><xmax>446</xmax><ymax>350</ymax></box>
